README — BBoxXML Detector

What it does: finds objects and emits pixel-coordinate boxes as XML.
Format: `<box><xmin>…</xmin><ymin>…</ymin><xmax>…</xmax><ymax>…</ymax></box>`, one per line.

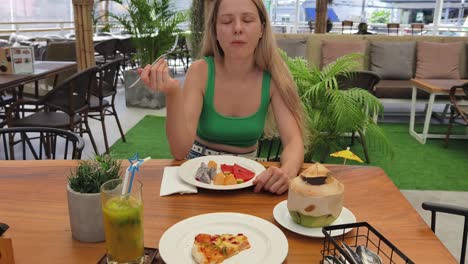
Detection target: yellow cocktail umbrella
<box><xmin>330</xmin><ymin>147</ymin><xmax>364</xmax><ymax>164</ymax></box>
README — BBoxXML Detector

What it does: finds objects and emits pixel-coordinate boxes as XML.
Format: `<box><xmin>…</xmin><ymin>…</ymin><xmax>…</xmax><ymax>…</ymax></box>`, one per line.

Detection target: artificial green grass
<box><xmin>110</xmin><ymin>115</ymin><xmax>468</xmax><ymax>191</ymax></box>
<box><xmin>331</xmin><ymin>123</ymin><xmax>468</xmax><ymax>191</ymax></box>
<box><xmin>109</xmin><ymin>115</ymin><xmax>172</xmax><ymax>159</ymax></box>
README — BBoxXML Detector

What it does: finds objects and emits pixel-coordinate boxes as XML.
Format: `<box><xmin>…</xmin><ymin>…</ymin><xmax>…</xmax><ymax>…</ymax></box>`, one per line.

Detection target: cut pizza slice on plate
<box><xmin>192</xmin><ymin>233</ymin><xmax>251</xmax><ymax>264</ymax></box>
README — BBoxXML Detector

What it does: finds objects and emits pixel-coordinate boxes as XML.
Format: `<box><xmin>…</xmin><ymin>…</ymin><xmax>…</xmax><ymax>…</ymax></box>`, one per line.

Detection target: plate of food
<box><xmin>158</xmin><ymin>212</ymin><xmax>288</xmax><ymax>264</ymax></box>
<box><xmin>273</xmin><ymin>200</ymin><xmax>356</xmax><ymax>238</ymax></box>
<box><xmin>178</xmin><ymin>155</ymin><xmax>265</xmax><ymax>190</ymax></box>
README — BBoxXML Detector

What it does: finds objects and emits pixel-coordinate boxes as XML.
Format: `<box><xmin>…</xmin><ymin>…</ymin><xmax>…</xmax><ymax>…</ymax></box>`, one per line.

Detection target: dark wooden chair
<box><xmin>0</xmin><ymin>126</ymin><xmax>84</xmax><ymax>160</ymax></box>
<box><xmin>411</xmin><ymin>23</ymin><xmax>424</xmax><ymax>35</ymax></box>
<box><xmin>88</xmin><ymin>59</ymin><xmax>126</xmax><ymax>153</ymax></box>
<box><xmin>94</xmin><ymin>38</ymin><xmax>119</xmax><ymax>66</ymax></box>
<box><xmin>341</xmin><ymin>20</ymin><xmax>353</xmax><ymax>34</ymax></box>
<box><xmin>6</xmin><ymin>66</ymin><xmax>99</xmax><ymax>154</ymax></box>
<box><xmin>387</xmin><ymin>23</ymin><xmax>400</xmax><ymax>35</ymax></box>
<box><xmin>336</xmin><ymin>71</ymin><xmax>381</xmax><ymax>163</ymax></box>
<box><xmin>422</xmin><ymin>202</ymin><xmax>468</xmax><ymax>264</ymax></box>
<box><xmin>445</xmin><ymin>82</ymin><xmax>468</xmax><ymax>147</ymax></box>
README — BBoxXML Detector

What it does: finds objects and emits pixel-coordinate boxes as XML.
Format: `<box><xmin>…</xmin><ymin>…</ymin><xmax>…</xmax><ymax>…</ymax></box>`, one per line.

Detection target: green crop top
<box><xmin>196</xmin><ymin>56</ymin><xmax>271</xmax><ymax>148</ymax></box>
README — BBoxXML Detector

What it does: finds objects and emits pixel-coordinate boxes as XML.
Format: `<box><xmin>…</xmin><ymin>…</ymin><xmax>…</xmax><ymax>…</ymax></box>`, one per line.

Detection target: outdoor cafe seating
<box><xmin>88</xmin><ymin>58</ymin><xmax>126</xmax><ymax>154</ymax></box>
<box><xmin>6</xmin><ymin>66</ymin><xmax>99</xmax><ymax>154</ymax></box>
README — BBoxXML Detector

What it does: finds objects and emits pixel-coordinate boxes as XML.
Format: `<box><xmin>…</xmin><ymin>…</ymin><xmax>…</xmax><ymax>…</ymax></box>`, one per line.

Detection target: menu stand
<box><xmin>0</xmin><ymin>237</ymin><xmax>15</xmax><ymax>264</ymax></box>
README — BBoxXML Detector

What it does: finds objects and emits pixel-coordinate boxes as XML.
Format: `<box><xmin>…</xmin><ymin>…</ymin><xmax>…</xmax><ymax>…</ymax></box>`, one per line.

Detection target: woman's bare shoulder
<box><xmin>184</xmin><ymin>59</ymin><xmax>208</xmax><ymax>92</ymax></box>
<box><xmin>187</xmin><ymin>59</ymin><xmax>208</xmax><ymax>76</ymax></box>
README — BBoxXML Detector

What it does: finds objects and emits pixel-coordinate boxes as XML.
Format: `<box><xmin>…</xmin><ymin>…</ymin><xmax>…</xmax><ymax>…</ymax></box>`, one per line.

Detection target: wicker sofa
<box><xmin>276</xmin><ymin>33</ymin><xmax>468</xmax><ymax>102</ymax></box>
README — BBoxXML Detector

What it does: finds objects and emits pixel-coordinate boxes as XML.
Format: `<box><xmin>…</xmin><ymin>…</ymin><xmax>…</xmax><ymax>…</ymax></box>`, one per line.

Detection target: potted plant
<box><xmin>67</xmin><ymin>154</ymin><xmax>122</xmax><ymax>242</ymax></box>
<box><xmin>102</xmin><ymin>0</ymin><xmax>187</xmax><ymax>109</ymax></box>
<box><xmin>281</xmin><ymin>51</ymin><xmax>392</xmax><ymax>162</ymax></box>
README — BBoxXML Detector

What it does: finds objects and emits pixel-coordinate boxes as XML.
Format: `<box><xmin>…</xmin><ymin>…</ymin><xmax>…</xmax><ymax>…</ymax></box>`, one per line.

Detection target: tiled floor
<box><xmin>81</xmin><ymin>75</ymin><xmax>467</xmax><ymax>263</ymax></box>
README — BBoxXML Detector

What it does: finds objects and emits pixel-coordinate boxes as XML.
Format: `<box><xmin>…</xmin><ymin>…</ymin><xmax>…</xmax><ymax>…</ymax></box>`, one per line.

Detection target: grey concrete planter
<box><xmin>66</xmin><ymin>184</ymin><xmax>105</xmax><ymax>243</ymax></box>
<box><xmin>124</xmin><ymin>69</ymin><xmax>166</xmax><ymax>109</ymax></box>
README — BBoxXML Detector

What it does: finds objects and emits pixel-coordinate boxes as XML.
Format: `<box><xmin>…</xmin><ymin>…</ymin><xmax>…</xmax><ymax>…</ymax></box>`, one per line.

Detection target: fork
<box><xmin>126</xmin><ymin>53</ymin><xmax>170</xmax><ymax>89</ymax></box>
<box><xmin>127</xmin><ymin>34</ymin><xmax>180</xmax><ymax>89</ymax></box>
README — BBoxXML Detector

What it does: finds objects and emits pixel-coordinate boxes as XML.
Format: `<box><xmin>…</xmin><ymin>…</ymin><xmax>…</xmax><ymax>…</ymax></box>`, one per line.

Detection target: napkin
<box><xmin>160</xmin><ymin>166</ymin><xmax>198</xmax><ymax>196</ymax></box>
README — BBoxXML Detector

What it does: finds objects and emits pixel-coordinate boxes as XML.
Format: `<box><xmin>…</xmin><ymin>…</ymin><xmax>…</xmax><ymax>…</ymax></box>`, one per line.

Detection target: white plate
<box><xmin>273</xmin><ymin>200</ymin><xmax>356</xmax><ymax>238</ymax></box>
<box><xmin>159</xmin><ymin>212</ymin><xmax>288</xmax><ymax>264</ymax></box>
<box><xmin>178</xmin><ymin>155</ymin><xmax>265</xmax><ymax>190</ymax></box>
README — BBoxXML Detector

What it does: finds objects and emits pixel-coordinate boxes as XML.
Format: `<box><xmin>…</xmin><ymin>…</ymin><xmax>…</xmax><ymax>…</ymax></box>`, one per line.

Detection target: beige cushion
<box><xmin>415</xmin><ymin>41</ymin><xmax>462</xmax><ymax>79</ymax></box>
<box><xmin>441</xmin><ymin>38</ymin><xmax>468</xmax><ymax>78</ymax></box>
<box><xmin>371</xmin><ymin>41</ymin><xmax>416</xmax><ymax>80</ymax></box>
<box><xmin>306</xmin><ymin>34</ymin><xmax>365</xmax><ymax>68</ymax></box>
<box><xmin>276</xmin><ymin>38</ymin><xmax>307</xmax><ymax>58</ymax></box>
<box><xmin>321</xmin><ymin>39</ymin><xmax>368</xmax><ymax>68</ymax></box>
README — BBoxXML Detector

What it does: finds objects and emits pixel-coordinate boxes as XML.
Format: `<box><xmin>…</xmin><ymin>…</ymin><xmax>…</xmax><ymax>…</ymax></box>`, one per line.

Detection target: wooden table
<box><xmin>0</xmin><ymin>61</ymin><xmax>77</xmax><ymax>93</ymax></box>
<box><xmin>410</xmin><ymin>79</ymin><xmax>468</xmax><ymax>144</ymax></box>
<box><xmin>0</xmin><ymin>160</ymin><xmax>456</xmax><ymax>263</ymax></box>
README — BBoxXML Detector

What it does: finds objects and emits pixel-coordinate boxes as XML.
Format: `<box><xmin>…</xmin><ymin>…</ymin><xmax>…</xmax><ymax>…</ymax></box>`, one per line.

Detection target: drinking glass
<box><xmin>101</xmin><ymin>179</ymin><xmax>144</xmax><ymax>264</ymax></box>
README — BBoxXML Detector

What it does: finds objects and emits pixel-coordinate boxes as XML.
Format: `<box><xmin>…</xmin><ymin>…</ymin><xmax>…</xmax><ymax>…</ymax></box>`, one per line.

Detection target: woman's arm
<box><xmin>166</xmin><ymin>61</ymin><xmax>206</xmax><ymax>159</ymax></box>
<box><xmin>138</xmin><ymin>60</ymin><xmax>207</xmax><ymax>160</ymax></box>
<box><xmin>270</xmin><ymin>85</ymin><xmax>304</xmax><ymax>179</ymax></box>
<box><xmin>253</xmin><ymin>82</ymin><xmax>304</xmax><ymax>194</ymax></box>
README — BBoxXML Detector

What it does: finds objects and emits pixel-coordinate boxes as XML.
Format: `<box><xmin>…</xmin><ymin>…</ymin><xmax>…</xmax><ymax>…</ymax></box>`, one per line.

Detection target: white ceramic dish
<box><xmin>159</xmin><ymin>212</ymin><xmax>289</xmax><ymax>264</ymax></box>
<box><xmin>178</xmin><ymin>155</ymin><xmax>265</xmax><ymax>190</ymax></box>
<box><xmin>273</xmin><ymin>200</ymin><xmax>356</xmax><ymax>238</ymax></box>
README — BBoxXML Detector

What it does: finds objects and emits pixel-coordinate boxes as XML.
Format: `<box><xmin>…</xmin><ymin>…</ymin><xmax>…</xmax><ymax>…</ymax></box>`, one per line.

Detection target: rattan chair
<box><xmin>21</xmin><ymin>41</ymin><xmax>78</xmax><ymax>103</ymax></box>
<box><xmin>337</xmin><ymin>71</ymin><xmax>381</xmax><ymax>95</ymax></box>
<box><xmin>88</xmin><ymin>59</ymin><xmax>126</xmax><ymax>153</ymax></box>
<box><xmin>256</xmin><ymin>137</ymin><xmax>282</xmax><ymax>162</ymax></box>
<box><xmin>7</xmin><ymin>66</ymin><xmax>99</xmax><ymax>154</ymax></box>
<box><xmin>336</xmin><ymin>71</ymin><xmax>381</xmax><ymax>163</ymax></box>
<box><xmin>0</xmin><ymin>126</ymin><xmax>84</xmax><ymax>160</ymax></box>
<box><xmin>116</xmin><ymin>38</ymin><xmax>137</xmax><ymax>70</ymax></box>
<box><xmin>445</xmin><ymin>83</ymin><xmax>468</xmax><ymax>147</ymax></box>
<box><xmin>94</xmin><ymin>38</ymin><xmax>119</xmax><ymax>66</ymax></box>
<box><xmin>0</xmin><ymin>89</ymin><xmax>16</xmax><ymax>127</ymax></box>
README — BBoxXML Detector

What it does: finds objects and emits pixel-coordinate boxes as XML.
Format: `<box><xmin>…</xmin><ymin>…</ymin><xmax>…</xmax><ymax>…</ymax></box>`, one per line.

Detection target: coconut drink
<box><xmin>287</xmin><ymin>163</ymin><xmax>344</xmax><ymax>228</ymax></box>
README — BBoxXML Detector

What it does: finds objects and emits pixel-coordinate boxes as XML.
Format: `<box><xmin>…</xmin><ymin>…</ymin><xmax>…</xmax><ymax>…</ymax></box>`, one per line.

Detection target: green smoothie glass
<box><xmin>101</xmin><ymin>179</ymin><xmax>144</xmax><ymax>264</ymax></box>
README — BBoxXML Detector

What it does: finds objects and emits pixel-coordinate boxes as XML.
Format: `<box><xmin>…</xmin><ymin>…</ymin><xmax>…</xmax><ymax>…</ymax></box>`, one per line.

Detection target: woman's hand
<box><xmin>137</xmin><ymin>59</ymin><xmax>180</xmax><ymax>95</ymax></box>
<box><xmin>253</xmin><ymin>166</ymin><xmax>290</xmax><ymax>195</ymax></box>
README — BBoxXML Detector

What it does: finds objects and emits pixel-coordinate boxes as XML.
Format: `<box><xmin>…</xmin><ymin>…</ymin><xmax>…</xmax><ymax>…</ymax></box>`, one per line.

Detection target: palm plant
<box><xmin>104</xmin><ymin>0</ymin><xmax>187</xmax><ymax>66</ymax></box>
<box><xmin>281</xmin><ymin>51</ymin><xmax>392</xmax><ymax>162</ymax></box>
<box><xmin>92</xmin><ymin>1</ymin><xmax>112</xmax><ymax>32</ymax></box>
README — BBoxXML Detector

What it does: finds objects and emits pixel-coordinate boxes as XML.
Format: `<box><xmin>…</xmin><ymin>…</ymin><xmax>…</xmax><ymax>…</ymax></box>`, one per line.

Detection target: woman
<box><xmin>138</xmin><ymin>0</ymin><xmax>306</xmax><ymax>195</ymax></box>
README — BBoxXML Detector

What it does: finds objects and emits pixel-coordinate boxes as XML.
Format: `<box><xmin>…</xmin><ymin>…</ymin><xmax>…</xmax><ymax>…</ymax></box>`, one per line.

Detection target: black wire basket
<box><xmin>321</xmin><ymin>222</ymin><xmax>415</xmax><ymax>264</ymax></box>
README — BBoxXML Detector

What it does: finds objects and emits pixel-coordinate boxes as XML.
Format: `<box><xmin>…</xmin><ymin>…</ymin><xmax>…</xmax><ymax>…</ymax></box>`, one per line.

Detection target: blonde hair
<box><xmin>201</xmin><ymin>0</ymin><xmax>307</xmax><ymax>143</ymax></box>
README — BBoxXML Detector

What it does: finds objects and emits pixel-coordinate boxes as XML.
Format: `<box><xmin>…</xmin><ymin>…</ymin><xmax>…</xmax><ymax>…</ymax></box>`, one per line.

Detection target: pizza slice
<box><xmin>192</xmin><ymin>233</ymin><xmax>251</xmax><ymax>264</ymax></box>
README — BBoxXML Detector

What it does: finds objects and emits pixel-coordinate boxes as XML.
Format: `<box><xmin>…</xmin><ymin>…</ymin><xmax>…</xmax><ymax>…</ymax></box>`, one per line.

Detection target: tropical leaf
<box><xmin>102</xmin><ymin>0</ymin><xmax>187</xmax><ymax>66</ymax></box>
<box><xmin>280</xmin><ymin>49</ymin><xmax>392</xmax><ymax>162</ymax></box>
